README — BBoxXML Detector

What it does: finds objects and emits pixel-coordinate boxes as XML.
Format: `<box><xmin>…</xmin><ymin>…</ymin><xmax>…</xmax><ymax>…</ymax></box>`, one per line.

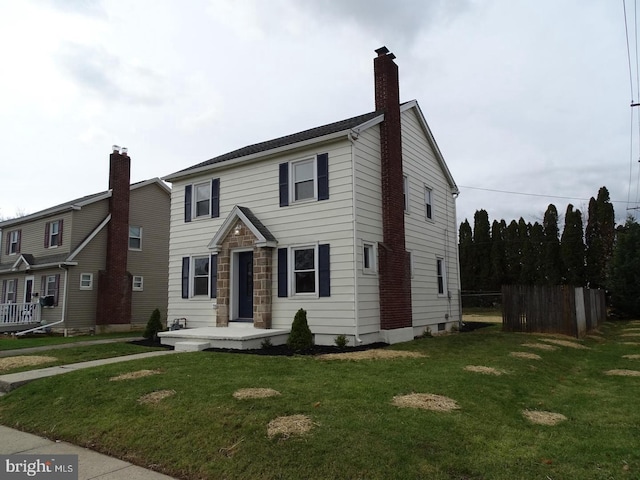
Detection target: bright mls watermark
<box><xmin>1</xmin><ymin>455</ymin><xmax>77</xmax><ymax>479</ymax></box>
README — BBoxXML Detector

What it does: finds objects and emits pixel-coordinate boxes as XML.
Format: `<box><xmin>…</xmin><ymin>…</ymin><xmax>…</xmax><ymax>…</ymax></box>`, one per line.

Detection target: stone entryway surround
<box><xmin>213</xmin><ymin>212</ymin><xmax>275</xmax><ymax>329</ymax></box>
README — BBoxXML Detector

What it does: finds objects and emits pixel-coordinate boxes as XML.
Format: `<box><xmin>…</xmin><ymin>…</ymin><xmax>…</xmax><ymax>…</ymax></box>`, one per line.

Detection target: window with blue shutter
<box><xmin>181</xmin><ymin>257</ymin><xmax>190</xmax><ymax>298</ymax></box>
<box><xmin>184</xmin><ymin>185</ymin><xmax>192</xmax><ymax>223</ymax></box>
<box><xmin>319</xmin><ymin>244</ymin><xmax>330</xmax><ymax>297</ymax></box>
<box><xmin>210</xmin><ymin>254</ymin><xmax>218</xmax><ymax>298</ymax></box>
<box><xmin>279</xmin><ymin>163</ymin><xmax>289</xmax><ymax>207</ymax></box>
<box><xmin>317</xmin><ymin>153</ymin><xmax>329</xmax><ymax>201</ymax></box>
<box><xmin>211</xmin><ymin>178</ymin><xmax>220</xmax><ymax>218</ymax></box>
<box><xmin>279</xmin><ymin>153</ymin><xmax>329</xmax><ymax>207</ymax></box>
<box><xmin>278</xmin><ymin>244</ymin><xmax>330</xmax><ymax>297</ymax></box>
<box><xmin>277</xmin><ymin>248</ymin><xmax>288</xmax><ymax>297</ymax></box>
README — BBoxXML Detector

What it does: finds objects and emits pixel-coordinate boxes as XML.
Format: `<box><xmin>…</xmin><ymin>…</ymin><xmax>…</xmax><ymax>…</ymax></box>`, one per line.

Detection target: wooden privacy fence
<box><xmin>502</xmin><ymin>285</ymin><xmax>606</xmax><ymax>338</ymax></box>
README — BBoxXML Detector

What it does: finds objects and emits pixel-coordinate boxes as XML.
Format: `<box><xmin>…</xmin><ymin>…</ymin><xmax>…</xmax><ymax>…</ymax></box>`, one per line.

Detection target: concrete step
<box><xmin>174</xmin><ymin>341</ymin><xmax>211</xmax><ymax>352</ymax></box>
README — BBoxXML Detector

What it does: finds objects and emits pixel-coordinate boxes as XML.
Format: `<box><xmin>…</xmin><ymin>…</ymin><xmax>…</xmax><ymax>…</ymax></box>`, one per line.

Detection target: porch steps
<box><xmin>174</xmin><ymin>341</ymin><xmax>211</xmax><ymax>352</ymax></box>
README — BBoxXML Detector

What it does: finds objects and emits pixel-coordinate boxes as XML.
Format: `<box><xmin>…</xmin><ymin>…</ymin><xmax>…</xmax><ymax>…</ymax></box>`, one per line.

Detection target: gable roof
<box><xmin>164</xmin><ymin>110</ymin><xmax>384</xmax><ymax>182</ymax></box>
<box><xmin>0</xmin><ymin>178</ymin><xmax>170</xmax><ymax>229</ymax></box>
<box><xmin>208</xmin><ymin>205</ymin><xmax>277</xmax><ymax>252</ymax></box>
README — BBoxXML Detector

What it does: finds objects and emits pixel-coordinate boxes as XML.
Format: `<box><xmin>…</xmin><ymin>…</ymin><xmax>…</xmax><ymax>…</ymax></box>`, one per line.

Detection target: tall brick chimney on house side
<box><xmin>96</xmin><ymin>148</ymin><xmax>132</xmax><ymax>328</ymax></box>
<box><xmin>374</xmin><ymin>46</ymin><xmax>413</xmax><ymax>331</ymax></box>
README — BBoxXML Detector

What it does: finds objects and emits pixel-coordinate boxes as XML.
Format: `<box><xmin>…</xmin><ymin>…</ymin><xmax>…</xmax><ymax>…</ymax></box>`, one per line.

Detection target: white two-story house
<box><xmin>160</xmin><ymin>47</ymin><xmax>461</xmax><ymax>349</ymax></box>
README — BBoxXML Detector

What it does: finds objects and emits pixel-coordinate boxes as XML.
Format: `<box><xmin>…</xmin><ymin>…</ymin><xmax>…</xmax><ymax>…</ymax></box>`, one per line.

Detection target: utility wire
<box><xmin>624</xmin><ymin>0</ymin><xmax>635</xmax><ymax>102</ymax></box>
<box><xmin>457</xmin><ymin>185</ymin><xmax>630</xmax><ymax>205</ymax></box>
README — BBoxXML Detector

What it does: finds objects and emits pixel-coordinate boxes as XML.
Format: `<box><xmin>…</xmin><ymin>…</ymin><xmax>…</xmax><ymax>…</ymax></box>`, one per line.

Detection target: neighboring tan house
<box><xmin>0</xmin><ymin>149</ymin><xmax>170</xmax><ymax>334</ymax></box>
<box><xmin>161</xmin><ymin>47</ymin><xmax>461</xmax><ymax>348</ymax></box>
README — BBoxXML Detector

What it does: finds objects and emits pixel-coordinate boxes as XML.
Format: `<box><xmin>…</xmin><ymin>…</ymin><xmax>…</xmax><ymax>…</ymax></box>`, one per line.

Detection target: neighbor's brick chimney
<box><xmin>96</xmin><ymin>147</ymin><xmax>132</xmax><ymax>327</ymax></box>
<box><xmin>375</xmin><ymin>46</ymin><xmax>413</xmax><ymax>330</ymax></box>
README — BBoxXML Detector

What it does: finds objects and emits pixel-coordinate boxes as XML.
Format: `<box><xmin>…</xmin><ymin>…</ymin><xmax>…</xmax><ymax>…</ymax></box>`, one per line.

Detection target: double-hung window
<box><xmin>133</xmin><ymin>275</ymin><xmax>144</xmax><ymax>291</ymax></box>
<box><xmin>181</xmin><ymin>254</ymin><xmax>218</xmax><ymax>299</ymax></box>
<box><xmin>80</xmin><ymin>273</ymin><xmax>93</xmax><ymax>290</ymax></box>
<box><xmin>2</xmin><ymin>279</ymin><xmax>17</xmax><ymax>303</ymax></box>
<box><xmin>193</xmin><ymin>256</ymin><xmax>210</xmax><ymax>296</ymax></box>
<box><xmin>363</xmin><ymin>242</ymin><xmax>376</xmax><ymax>274</ymax></box>
<box><xmin>129</xmin><ymin>226</ymin><xmax>142</xmax><ymax>250</ymax></box>
<box><xmin>425</xmin><ymin>187</ymin><xmax>433</xmax><ymax>220</ymax></box>
<box><xmin>277</xmin><ymin>244</ymin><xmax>330</xmax><ymax>298</ymax></box>
<box><xmin>45</xmin><ymin>220</ymin><xmax>63</xmax><ymax>248</ymax></box>
<box><xmin>184</xmin><ymin>178</ymin><xmax>220</xmax><ymax>222</ymax></box>
<box><xmin>437</xmin><ymin>258</ymin><xmax>446</xmax><ymax>296</ymax></box>
<box><xmin>279</xmin><ymin>153</ymin><xmax>329</xmax><ymax>206</ymax></box>
<box><xmin>7</xmin><ymin>230</ymin><xmax>20</xmax><ymax>255</ymax></box>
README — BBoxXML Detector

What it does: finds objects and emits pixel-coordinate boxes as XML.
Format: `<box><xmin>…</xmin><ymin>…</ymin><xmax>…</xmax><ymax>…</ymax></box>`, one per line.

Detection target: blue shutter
<box><xmin>277</xmin><ymin>248</ymin><xmax>288</xmax><ymax>297</ymax></box>
<box><xmin>279</xmin><ymin>163</ymin><xmax>289</xmax><ymax>207</ymax></box>
<box><xmin>184</xmin><ymin>185</ymin><xmax>192</xmax><ymax>223</ymax></box>
<box><xmin>181</xmin><ymin>257</ymin><xmax>190</xmax><ymax>298</ymax></box>
<box><xmin>210</xmin><ymin>254</ymin><xmax>218</xmax><ymax>298</ymax></box>
<box><xmin>211</xmin><ymin>178</ymin><xmax>220</xmax><ymax>218</ymax></box>
<box><xmin>319</xmin><ymin>244</ymin><xmax>330</xmax><ymax>297</ymax></box>
<box><xmin>317</xmin><ymin>153</ymin><xmax>329</xmax><ymax>201</ymax></box>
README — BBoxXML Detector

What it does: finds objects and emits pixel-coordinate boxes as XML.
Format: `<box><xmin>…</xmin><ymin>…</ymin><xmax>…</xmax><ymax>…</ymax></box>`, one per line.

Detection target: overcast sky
<box><xmin>1</xmin><ymin>0</ymin><xmax>639</xmax><ymax>232</ymax></box>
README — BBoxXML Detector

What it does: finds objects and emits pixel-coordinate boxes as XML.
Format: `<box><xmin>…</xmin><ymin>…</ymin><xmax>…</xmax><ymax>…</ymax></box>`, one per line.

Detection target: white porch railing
<box><xmin>0</xmin><ymin>302</ymin><xmax>41</xmax><ymax>326</ymax></box>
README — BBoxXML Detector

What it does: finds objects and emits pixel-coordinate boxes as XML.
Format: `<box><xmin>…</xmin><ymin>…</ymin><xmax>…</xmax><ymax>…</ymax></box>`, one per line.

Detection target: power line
<box><xmin>457</xmin><ymin>185</ymin><xmax>630</xmax><ymax>205</ymax></box>
<box><xmin>624</xmin><ymin>0</ymin><xmax>635</xmax><ymax>102</ymax></box>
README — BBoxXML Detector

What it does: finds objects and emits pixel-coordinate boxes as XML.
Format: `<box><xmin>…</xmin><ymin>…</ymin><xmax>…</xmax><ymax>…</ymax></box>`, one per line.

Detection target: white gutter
<box><xmin>348</xmin><ymin>131</ymin><xmax>362</xmax><ymax>344</ymax></box>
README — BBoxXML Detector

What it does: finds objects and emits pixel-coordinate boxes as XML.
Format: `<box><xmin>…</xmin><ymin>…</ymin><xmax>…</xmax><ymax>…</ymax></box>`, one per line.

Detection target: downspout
<box><xmin>348</xmin><ymin>130</ymin><xmax>362</xmax><ymax>344</ymax></box>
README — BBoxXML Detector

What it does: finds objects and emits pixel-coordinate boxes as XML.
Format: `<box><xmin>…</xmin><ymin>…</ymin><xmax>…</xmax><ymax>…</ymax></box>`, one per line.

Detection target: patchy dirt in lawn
<box><xmin>538</xmin><ymin>339</ymin><xmax>589</xmax><ymax>349</ymax></box>
<box><xmin>510</xmin><ymin>352</ymin><xmax>542</xmax><ymax>360</ymax></box>
<box><xmin>585</xmin><ymin>335</ymin><xmax>606</xmax><ymax>342</ymax></box>
<box><xmin>622</xmin><ymin>328</ymin><xmax>640</xmax><ymax>332</ymax></box>
<box><xmin>138</xmin><ymin>390</ymin><xmax>176</xmax><ymax>405</ymax></box>
<box><xmin>267</xmin><ymin>414</ymin><xmax>316</xmax><ymax>440</ymax></box>
<box><xmin>316</xmin><ymin>350</ymin><xmax>427</xmax><ymax>361</ymax></box>
<box><xmin>521</xmin><ymin>343</ymin><xmax>559</xmax><ymax>351</ymax></box>
<box><xmin>621</xmin><ymin>333</ymin><xmax>640</xmax><ymax>338</ymax></box>
<box><xmin>621</xmin><ymin>342</ymin><xmax>640</xmax><ymax>346</ymax></box>
<box><xmin>0</xmin><ymin>355</ymin><xmax>57</xmax><ymax>371</ymax></box>
<box><xmin>233</xmin><ymin>388</ymin><xmax>281</xmax><ymax>399</ymax></box>
<box><xmin>604</xmin><ymin>369</ymin><xmax>640</xmax><ymax>377</ymax></box>
<box><xmin>109</xmin><ymin>369</ymin><xmax>163</xmax><ymax>381</ymax></box>
<box><xmin>623</xmin><ymin>354</ymin><xmax>640</xmax><ymax>359</ymax></box>
<box><xmin>522</xmin><ymin>410</ymin><xmax>567</xmax><ymax>425</ymax></box>
<box><xmin>392</xmin><ymin>393</ymin><xmax>460</xmax><ymax>412</ymax></box>
<box><xmin>464</xmin><ymin>365</ymin><xmax>505</xmax><ymax>375</ymax></box>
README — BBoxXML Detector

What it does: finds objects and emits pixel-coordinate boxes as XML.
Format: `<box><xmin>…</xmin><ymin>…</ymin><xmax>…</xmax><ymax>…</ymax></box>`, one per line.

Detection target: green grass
<box><xmin>0</xmin><ymin>343</ymin><xmax>164</xmax><ymax>375</ymax></box>
<box><xmin>0</xmin><ymin>331</ymin><xmax>142</xmax><ymax>351</ymax></box>
<box><xmin>1</xmin><ymin>322</ymin><xmax>640</xmax><ymax>479</ymax></box>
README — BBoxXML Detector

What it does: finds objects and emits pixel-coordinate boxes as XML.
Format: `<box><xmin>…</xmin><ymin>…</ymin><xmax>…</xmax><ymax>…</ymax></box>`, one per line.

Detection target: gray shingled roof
<box><xmin>237</xmin><ymin>206</ymin><xmax>276</xmax><ymax>242</ymax></box>
<box><xmin>171</xmin><ymin>110</ymin><xmax>382</xmax><ymax>176</ymax></box>
<box><xmin>0</xmin><ymin>252</ymin><xmax>72</xmax><ymax>272</ymax></box>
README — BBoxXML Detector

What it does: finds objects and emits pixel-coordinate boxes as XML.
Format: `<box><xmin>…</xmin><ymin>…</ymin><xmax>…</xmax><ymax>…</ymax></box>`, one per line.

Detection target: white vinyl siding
<box><xmin>167</xmin><ymin>139</ymin><xmax>357</xmax><ymax>331</ymax></box>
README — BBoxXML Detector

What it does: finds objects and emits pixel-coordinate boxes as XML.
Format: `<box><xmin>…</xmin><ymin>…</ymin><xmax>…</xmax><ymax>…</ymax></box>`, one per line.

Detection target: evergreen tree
<box><xmin>503</xmin><ymin>220</ymin><xmax>521</xmax><ymax>284</ymax></box>
<box><xmin>458</xmin><ymin>219</ymin><xmax>475</xmax><ymax>291</ymax></box>
<box><xmin>585</xmin><ymin>187</ymin><xmax>616</xmax><ymax>288</ymax></box>
<box><xmin>489</xmin><ymin>220</ymin><xmax>506</xmax><ymax>289</ymax></box>
<box><xmin>542</xmin><ymin>204</ymin><xmax>562</xmax><ymax>285</ymax></box>
<box><xmin>560</xmin><ymin>205</ymin><xmax>586</xmax><ymax>285</ymax></box>
<box><xmin>609</xmin><ymin>217</ymin><xmax>640</xmax><ymax>316</ymax></box>
<box><xmin>472</xmin><ymin>210</ymin><xmax>492</xmax><ymax>290</ymax></box>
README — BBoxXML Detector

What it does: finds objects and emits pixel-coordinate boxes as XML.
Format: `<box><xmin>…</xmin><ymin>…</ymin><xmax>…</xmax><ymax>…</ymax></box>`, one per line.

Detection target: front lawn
<box><xmin>0</xmin><ymin>331</ymin><xmax>142</xmax><ymax>351</ymax></box>
<box><xmin>1</xmin><ymin>322</ymin><xmax>639</xmax><ymax>479</ymax></box>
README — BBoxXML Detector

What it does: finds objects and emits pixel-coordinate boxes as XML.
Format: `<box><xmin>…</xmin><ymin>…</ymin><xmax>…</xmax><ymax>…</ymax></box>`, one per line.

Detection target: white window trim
<box><xmin>8</xmin><ymin>230</ymin><xmax>19</xmax><ymax>255</ymax></box>
<box><xmin>362</xmin><ymin>241</ymin><xmax>377</xmax><ymax>274</ymax></box>
<box><xmin>403</xmin><ymin>175</ymin><xmax>410</xmax><ymax>213</ymax></box>
<box><xmin>289</xmin><ymin>243</ymin><xmax>319</xmax><ymax>297</ymax></box>
<box><xmin>132</xmin><ymin>275</ymin><xmax>144</xmax><ymax>291</ymax></box>
<box><xmin>436</xmin><ymin>257</ymin><xmax>447</xmax><ymax>296</ymax></box>
<box><xmin>425</xmin><ymin>185</ymin><xmax>434</xmax><ymax>221</ymax></box>
<box><xmin>289</xmin><ymin>157</ymin><xmax>317</xmax><ymax>203</ymax></box>
<box><xmin>191</xmin><ymin>255</ymin><xmax>210</xmax><ymax>298</ymax></box>
<box><xmin>193</xmin><ymin>181</ymin><xmax>211</xmax><ymax>219</ymax></box>
<box><xmin>6</xmin><ymin>279</ymin><xmax>16</xmax><ymax>303</ymax></box>
<box><xmin>80</xmin><ymin>273</ymin><xmax>93</xmax><ymax>290</ymax></box>
<box><xmin>48</xmin><ymin>221</ymin><xmax>60</xmax><ymax>248</ymax></box>
<box><xmin>45</xmin><ymin>275</ymin><xmax>57</xmax><ymax>297</ymax></box>
<box><xmin>129</xmin><ymin>226</ymin><xmax>142</xmax><ymax>251</ymax></box>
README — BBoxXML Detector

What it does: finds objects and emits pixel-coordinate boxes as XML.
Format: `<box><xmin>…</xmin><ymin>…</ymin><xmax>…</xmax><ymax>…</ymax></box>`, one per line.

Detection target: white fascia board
<box><xmin>0</xmin><ymin>205</ymin><xmax>81</xmax><ymax>228</ymax></box>
<box><xmin>131</xmin><ymin>177</ymin><xmax>171</xmax><ymax>195</ymax></box>
<box><xmin>350</xmin><ymin>113</ymin><xmax>384</xmax><ymax>137</ymax></box>
<box><xmin>401</xmin><ymin>100</ymin><xmax>459</xmax><ymax>194</ymax></box>
<box><xmin>11</xmin><ymin>255</ymin><xmax>31</xmax><ymax>270</ymax></box>
<box><xmin>164</xmin><ymin>130</ymin><xmax>351</xmax><ymax>183</ymax></box>
<box><xmin>208</xmin><ymin>205</ymin><xmax>275</xmax><ymax>250</ymax></box>
<box><xmin>67</xmin><ymin>214</ymin><xmax>111</xmax><ymax>261</ymax></box>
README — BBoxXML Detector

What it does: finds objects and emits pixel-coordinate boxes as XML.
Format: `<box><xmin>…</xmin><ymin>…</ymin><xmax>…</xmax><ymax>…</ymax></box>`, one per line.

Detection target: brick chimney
<box><xmin>96</xmin><ymin>147</ymin><xmax>132</xmax><ymax>327</ymax></box>
<box><xmin>374</xmin><ymin>47</ymin><xmax>413</xmax><ymax>330</ymax></box>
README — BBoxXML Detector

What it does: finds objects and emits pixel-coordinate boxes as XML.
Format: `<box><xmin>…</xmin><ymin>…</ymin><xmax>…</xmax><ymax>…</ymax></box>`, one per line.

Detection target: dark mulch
<box><xmin>129</xmin><ymin>338</ymin><xmax>173</xmax><ymax>349</ymax></box>
<box><xmin>460</xmin><ymin>322</ymin><xmax>495</xmax><ymax>332</ymax></box>
<box><xmin>203</xmin><ymin>342</ymin><xmax>390</xmax><ymax>356</ymax></box>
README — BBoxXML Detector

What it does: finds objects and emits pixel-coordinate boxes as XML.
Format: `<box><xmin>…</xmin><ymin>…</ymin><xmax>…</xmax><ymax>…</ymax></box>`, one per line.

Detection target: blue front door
<box><xmin>238</xmin><ymin>251</ymin><xmax>253</xmax><ymax>319</ymax></box>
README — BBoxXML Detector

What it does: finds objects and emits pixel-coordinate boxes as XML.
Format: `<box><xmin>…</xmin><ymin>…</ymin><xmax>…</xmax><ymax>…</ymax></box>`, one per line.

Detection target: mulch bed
<box><xmin>203</xmin><ymin>343</ymin><xmax>390</xmax><ymax>357</ymax></box>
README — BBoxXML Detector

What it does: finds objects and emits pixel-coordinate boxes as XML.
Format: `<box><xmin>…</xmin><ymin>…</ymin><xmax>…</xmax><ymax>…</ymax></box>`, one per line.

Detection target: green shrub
<box><xmin>261</xmin><ymin>337</ymin><xmax>273</xmax><ymax>349</ymax></box>
<box><xmin>143</xmin><ymin>308</ymin><xmax>163</xmax><ymax>341</ymax></box>
<box><xmin>334</xmin><ymin>334</ymin><xmax>349</xmax><ymax>348</ymax></box>
<box><xmin>287</xmin><ymin>308</ymin><xmax>314</xmax><ymax>351</ymax></box>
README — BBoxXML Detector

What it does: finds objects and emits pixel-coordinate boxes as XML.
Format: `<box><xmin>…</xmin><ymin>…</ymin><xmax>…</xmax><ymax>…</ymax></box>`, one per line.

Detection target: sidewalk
<box><xmin>1</xmin><ymin>425</ymin><xmax>177</xmax><ymax>479</ymax></box>
<box><xmin>0</xmin><ymin>336</ymin><xmax>147</xmax><ymax>358</ymax></box>
<box><xmin>0</xmin><ymin>344</ymin><xmax>181</xmax><ymax>478</ymax></box>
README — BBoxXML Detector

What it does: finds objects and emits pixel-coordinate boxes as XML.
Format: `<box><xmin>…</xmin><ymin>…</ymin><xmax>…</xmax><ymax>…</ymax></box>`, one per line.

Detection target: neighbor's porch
<box><xmin>158</xmin><ymin>323</ymin><xmax>290</xmax><ymax>352</ymax></box>
<box><xmin>0</xmin><ymin>303</ymin><xmax>41</xmax><ymax>333</ymax></box>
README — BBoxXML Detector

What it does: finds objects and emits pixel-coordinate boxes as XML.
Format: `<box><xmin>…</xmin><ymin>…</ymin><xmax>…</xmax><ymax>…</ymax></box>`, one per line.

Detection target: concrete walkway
<box><xmin>0</xmin><ymin>336</ymin><xmax>147</xmax><ymax>357</ymax></box>
<box><xmin>0</xmin><ymin>343</ymin><xmax>181</xmax><ymax>478</ymax></box>
<box><xmin>1</xmin><ymin>425</ymin><xmax>177</xmax><ymax>479</ymax></box>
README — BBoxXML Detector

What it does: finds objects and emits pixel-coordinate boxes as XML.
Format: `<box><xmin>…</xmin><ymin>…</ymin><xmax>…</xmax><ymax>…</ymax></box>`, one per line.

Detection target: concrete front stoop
<box><xmin>159</xmin><ymin>325</ymin><xmax>290</xmax><ymax>351</ymax></box>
